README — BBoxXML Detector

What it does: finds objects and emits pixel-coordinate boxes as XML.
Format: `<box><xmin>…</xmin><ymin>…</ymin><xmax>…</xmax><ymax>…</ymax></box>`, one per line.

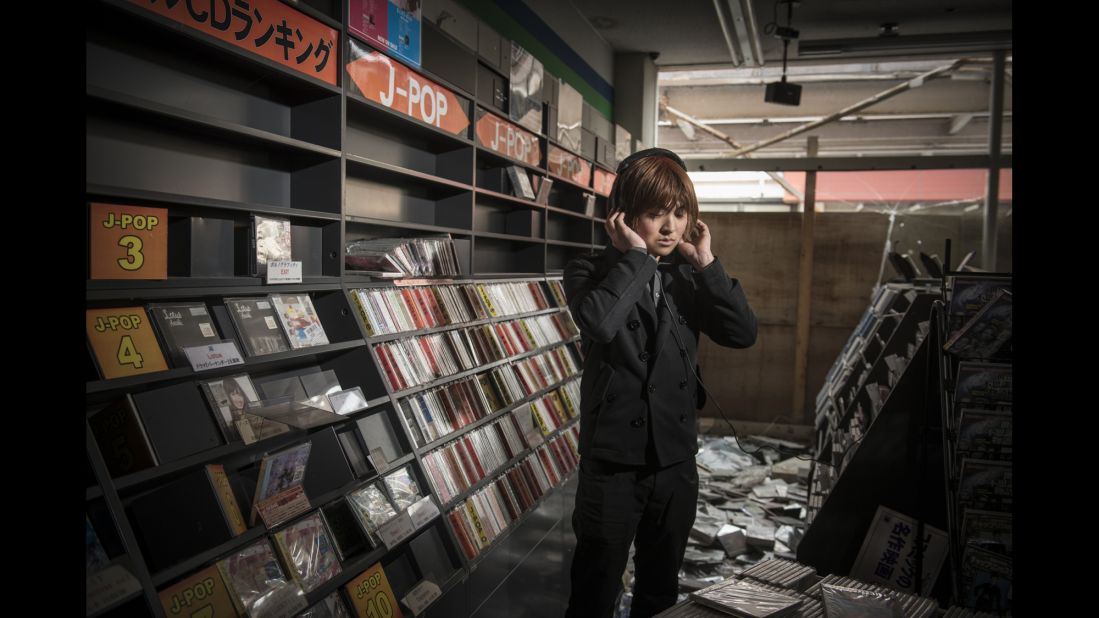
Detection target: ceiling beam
<box><xmin>682</xmin><ymin>154</ymin><xmax>1012</xmax><ymax>172</ymax></box>
<box><xmin>724</xmin><ymin>59</ymin><xmax>969</xmax><ymax>157</ymax></box>
<box><xmin>661</xmin><ymin>100</ymin><xmax>804</xmax><ymax>199</ymax></box>
<box><xmin>658</xmin><ymin>111</ymin><xmax>1012</xmax><ymax>126</ymax></box>
<box><xmin>948</xmin><ymin>113</ymin><xmax>975</xmax><ymax>135</ymax></box>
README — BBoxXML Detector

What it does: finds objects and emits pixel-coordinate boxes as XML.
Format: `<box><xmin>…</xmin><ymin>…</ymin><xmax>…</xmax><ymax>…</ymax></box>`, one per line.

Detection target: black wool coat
<box><xmin>564</xmin><ymin>247</ymin><xmax>758</xmax><ymax>467</ymax></box>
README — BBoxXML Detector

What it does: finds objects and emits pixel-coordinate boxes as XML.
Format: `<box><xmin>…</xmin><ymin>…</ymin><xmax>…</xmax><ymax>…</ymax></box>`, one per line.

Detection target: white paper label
<box><xmin>377</xmin><ymin>511</ymin><xmax>415</xmax><ymax>548</ymax></box>
<box><xmin>401</xmin><ymin>580</ymin><xmax>442</xmax><ymax>616</ymax></box>
<box><xmin>850</xmin><ymin>505</ymin><xmax>949</xmax><ymax>596</ymax></box>
<box><xmin>85</xmin><ymin>564</ymin><xmax>142</xmax><ymax>614</ymax></box>
<box><xmin>184</xmin><ymin>340</ymin><xmax>245</xmax><ymax>371</ymax></box>
<box><xmin>258</xmin><ymin>301</ymin><xmax>271</xmax><ymax>309</ymax></box>
<box><xmin>409</xmin><ymin>496</ymin><xmax>440</xmax><ymax>529</ymax></box>
<box><xmin>266</xmin><ymin>260</ymin><xmax>303</xmax><ymax>284</ymax></box>
<box><xmin>265</xmin><ymin>316</ymin><xmax>279</xmax><ymax>329</ymax></box>
<box><xmin>199</xmin><ymin>322</ymin><xmax>215</xmax><ymax>337</ymax></box>
<box><xmin>189</xmin><ymin>306</ymin><xmax>208</xmax><ymax>316</ymax></box>
<box><xmin>369</xmin><ymin>447</ymin><xmax>391</xmax><ymax>473</ymax></box>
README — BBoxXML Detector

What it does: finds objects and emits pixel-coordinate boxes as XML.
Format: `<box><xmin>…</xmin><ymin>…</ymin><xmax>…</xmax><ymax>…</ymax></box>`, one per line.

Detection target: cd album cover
<box><xmin>225</xmin><ymin>297</ymin><xmax>293</xmax><ymax>357</ymax></box>
<box><xmin>252</xmin><ymin>215</ymin><xmax>292</xmax><ymax>276</ymax></box>
<box><xmin>270</xmin><ymin>294</ymin><xmax>331</xmax><ymax>349</ymax></box>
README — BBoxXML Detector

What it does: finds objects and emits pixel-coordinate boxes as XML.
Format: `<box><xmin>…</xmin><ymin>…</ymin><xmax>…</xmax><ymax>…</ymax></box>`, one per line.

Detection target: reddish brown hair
<box><xmin>608</xmin><ymin>155</ymin><xmax>700</xmax><ymax>242</ymax></box>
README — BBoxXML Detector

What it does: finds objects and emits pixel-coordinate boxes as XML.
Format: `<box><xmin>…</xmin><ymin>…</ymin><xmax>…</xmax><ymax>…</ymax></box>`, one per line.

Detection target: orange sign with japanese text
<box><xmin>89</xmin><ymin>203</ymin><xmax>168</xmax><ymax>280</ymax></box>
<box><xmin>548</xmin><ymin>144</ymin><xmax>592</xmax><ymax>188</ymax></box>
<box><xmin>125</xmin><ymin>0</ymin><xmax>339</xmax><ymax>86</ymax></box>
<box><xmin>593</xmin><ymin>168</ymin><xmax>616</xmax><ymax>196</ymax></box>
<box><xmin>345</xmin><ymin>41</ymin><xmax>471</xmax><ymax>136</ymax></box>
<box><xmin>475</xmin><ymin>109</ymin><xmax>543</xmax><ymax>167</ymax></box>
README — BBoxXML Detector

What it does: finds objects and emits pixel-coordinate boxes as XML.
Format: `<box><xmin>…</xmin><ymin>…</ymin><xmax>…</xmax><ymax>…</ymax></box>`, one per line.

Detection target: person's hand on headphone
<box><xmin>676</xmin><ymin>219</ymin><xmax>714</xmax><ymax>270</ymax></box>
<box><xmin>605</xmin><ymin>211</ymin><xmax>646</xmax><ymax>253</ymax></box>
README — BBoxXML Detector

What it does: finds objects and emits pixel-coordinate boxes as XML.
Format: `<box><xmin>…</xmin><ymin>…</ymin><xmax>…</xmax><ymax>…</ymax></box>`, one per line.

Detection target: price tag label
<box><xmin>408</xmin><ymin>496</ymin><xmax>440</xmax><ymax>529</ymax></box>
<box><xmin>256</xmin><ymin>484</ymin><xmax>311</xmax><ymax>529</ymax></box>
<box><xmin>377</xmin><ymin>511</ymin><xmax>415</xmax><ymax>549</ymax></box>
<box><xmin>86</xmin><ymin>307</ymin><xmax>170</xmax><ymax>379</ymax></box>
<box><xmin>401</xmin><ymin>580</ymin><xmax>441</xmax><ymax>616</ymax></box>
<box><xmin>184</xmin><ymin>340</ymin><xmax>245</xmax><ymax>372</ymax></box>
<box><xmin>346</xmin><ymin>562</ymin><xmax>405</xmax><ymax>618</ymax></box>
<box><xmin>89</xmin><ymin>203</ymin><xmax>168</xmax><ymax>280</ymax></box>
<box><xmin>266</xmin><ymin>260</ymin><xmax>303</xmax><ymax>284</ymax></box>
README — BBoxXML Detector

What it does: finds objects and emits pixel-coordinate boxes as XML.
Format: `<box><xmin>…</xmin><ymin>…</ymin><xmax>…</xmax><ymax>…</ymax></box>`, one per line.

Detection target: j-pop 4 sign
<box><xmin>346</xmin><ymin>40</ymin><xmax>470</xmax><ymax>136</ymax></box>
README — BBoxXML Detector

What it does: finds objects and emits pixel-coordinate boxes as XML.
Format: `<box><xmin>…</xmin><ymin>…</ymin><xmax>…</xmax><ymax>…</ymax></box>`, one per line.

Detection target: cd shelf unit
<box><xmin>85</xmin><ymin>1</ymin><xmax>610</xmax><ymax>615</ymax></box>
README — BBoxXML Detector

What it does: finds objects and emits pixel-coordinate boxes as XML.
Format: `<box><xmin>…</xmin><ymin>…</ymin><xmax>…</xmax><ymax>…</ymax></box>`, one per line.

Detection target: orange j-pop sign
<box><xmin>548</xmin><ymin>144</ymin><xmax>592</xmax><ymax>187</ymax></box>
<box><xmin>125</xmin><ymin>0</ymin><xmax>339</xmax><ymax>86</ymax></box>
<box><xmin>346</xmin><ymin>40</ymin><xmax>471</xmax><ymax>136</ymax></box>
<box><xmin>593</xmin><ymin>168</ymin><xmax>616</xmax><ymax>196</ymax></box>
<box><xmin>475</xmin><ymin>109</ymin><xmax>542</xmax><ymax>168</ymax></box>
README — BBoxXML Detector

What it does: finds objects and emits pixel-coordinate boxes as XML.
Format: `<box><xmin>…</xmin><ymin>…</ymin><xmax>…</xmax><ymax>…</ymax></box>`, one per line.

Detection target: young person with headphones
<box><xmin>563</xmin><ymin>148</ymin><xmax>758</xmax><ymax>618</ymax></box>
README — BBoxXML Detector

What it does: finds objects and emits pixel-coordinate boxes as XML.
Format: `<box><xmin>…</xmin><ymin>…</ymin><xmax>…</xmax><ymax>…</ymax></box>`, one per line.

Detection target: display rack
<box><xmin>86</xmin><ymin>2</ymin><xmax>624</xmax><ymax>615</ymax></box>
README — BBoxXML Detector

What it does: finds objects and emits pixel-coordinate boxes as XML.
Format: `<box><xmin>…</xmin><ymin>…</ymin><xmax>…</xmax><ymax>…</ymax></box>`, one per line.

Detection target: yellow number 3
<box><xmin>118</xmin><ymin>234</ymin><xmax>144</xmax><ymax>271</ymax></box>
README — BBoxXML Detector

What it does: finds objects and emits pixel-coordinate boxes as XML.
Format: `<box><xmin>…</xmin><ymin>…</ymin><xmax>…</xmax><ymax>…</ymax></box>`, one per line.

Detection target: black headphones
<box><xmin>615</xmin><ymin>147</ymin><xmax>687</xmax><ymax>174</ymax></box>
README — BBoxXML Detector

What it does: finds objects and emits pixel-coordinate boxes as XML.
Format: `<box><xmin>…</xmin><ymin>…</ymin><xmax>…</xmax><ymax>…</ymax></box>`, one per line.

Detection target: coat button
<box><xmin>680</xmin><ymin>414</ymin><xmax>687</xmax><ymax>422</ymax></box>
<box><xmin>605</xmin><ymin>393</ymin><xmax>617</xmax><ymax>402</ymax></box>
<box><xmin>639</xmin><ymin>352</ymin><xmax>650</xmax><ymax>362</ymax></box>
<box><xmin>628</xmin><ymin>320</ymin><xmax>641</xmax><ymax>330</ymax></box>
<box><xmin>678</xmin><ymin>315</ymin><xmax>687</xmax><ymax>325</ymax></box>
<box><xmin>647</xmin><ymin>384</ymin><xmax>656</xmax><ymax>394</ymax></box>
<box><xmin>679</xmin><ymin>380</ymin><xmax>688</xmax><ymax>389</ymax></box>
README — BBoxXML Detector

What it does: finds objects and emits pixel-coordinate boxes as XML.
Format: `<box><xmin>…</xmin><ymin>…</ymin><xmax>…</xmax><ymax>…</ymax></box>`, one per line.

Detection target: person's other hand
<box><xmin>606</xmin><ymin>211</ymin><xmax>646</xmax><ymax>253</ymax></box>
<box><xmin>676</xmin><ymin>219</ymin><xmax>714</xmax><ymax>270</ymax></box>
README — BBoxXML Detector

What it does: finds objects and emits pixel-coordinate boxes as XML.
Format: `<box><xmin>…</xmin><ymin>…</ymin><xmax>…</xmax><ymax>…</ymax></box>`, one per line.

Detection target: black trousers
<box><xmin>565</xmin><ymin>457</ymin><xmax>698</xmax><ymax>618</ymax></box>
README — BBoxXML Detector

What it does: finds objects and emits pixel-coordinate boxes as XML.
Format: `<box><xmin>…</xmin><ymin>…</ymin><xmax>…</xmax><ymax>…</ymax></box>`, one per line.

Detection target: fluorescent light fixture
<box><xmin>713</xmin><ymin>0</ymin><xmax>764</xmax><ymax>66</ymax></box>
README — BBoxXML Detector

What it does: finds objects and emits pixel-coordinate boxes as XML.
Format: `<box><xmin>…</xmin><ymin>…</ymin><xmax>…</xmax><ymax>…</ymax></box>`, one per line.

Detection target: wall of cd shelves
<box><xmin>86</xmin><ymin>1</ymin><xmax>613</xmax><ymax>615</ymax></box>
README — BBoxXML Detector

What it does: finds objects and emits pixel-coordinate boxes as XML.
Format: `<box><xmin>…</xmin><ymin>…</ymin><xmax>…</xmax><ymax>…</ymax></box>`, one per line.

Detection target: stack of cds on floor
<box><xmin>654</xmin><ymin>559</ymin><xmax>946</xmax><ymax>617</ymax></box>
<box><xmin>806</xmin><ymin>574</ymin><xmax>938</xmax><ymax>617</ymax></box>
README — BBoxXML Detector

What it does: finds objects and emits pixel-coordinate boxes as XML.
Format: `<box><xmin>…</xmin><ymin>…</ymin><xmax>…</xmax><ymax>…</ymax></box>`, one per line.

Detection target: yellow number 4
<box><xmin>117</xmin><ymin>335</ymin><xmax>145</xmax><ymax>369</ymax></box>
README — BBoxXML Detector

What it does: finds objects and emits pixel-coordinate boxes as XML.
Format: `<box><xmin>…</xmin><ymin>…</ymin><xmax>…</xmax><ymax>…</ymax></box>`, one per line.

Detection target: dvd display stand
<box><xmin>798</xmin><ymin>281</ymin><xmax>954</xmax><ymax>604</ymax></box>
<box><xmin>86</xmin><ymin>2</ymin><xmax>612</xmax><ymax>615</ymax></box>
